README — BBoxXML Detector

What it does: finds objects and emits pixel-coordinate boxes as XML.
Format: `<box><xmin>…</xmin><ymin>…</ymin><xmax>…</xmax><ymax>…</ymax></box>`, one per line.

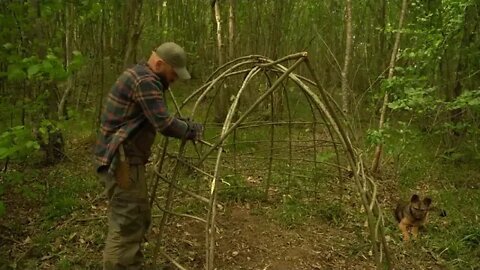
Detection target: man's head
<box><xmin>148</xmin><ymin>42</ymin><xmax>191</xmax><ymax>84</ymax></box>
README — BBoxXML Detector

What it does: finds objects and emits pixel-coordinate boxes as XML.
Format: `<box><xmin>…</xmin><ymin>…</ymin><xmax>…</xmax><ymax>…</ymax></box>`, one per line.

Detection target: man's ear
<box><xmin>155</xmin><ymin>59</ymin><xmax>163</xmax><ymax>70</ymax></box>
<box><xmin>157</xmin><ymin>58</ymin><xmax>170</xmax><ymax>73</ymax></box>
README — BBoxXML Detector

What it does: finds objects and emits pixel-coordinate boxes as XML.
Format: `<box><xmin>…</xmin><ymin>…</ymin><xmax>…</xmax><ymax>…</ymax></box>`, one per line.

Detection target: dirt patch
<box><xmin>157</xmin><ymin>204</ymin><xmax>374</xmax><ymax>269</ymax></box>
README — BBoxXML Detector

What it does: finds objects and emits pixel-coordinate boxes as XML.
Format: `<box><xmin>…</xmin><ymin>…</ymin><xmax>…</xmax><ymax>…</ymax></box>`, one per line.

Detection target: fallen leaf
<box><xmin>68</xmin><ymin>232</ymin><xmax>77</xmax><ymax>241</ymax></box>
<box><xmin>23</xmin><ymin>236</ymin><xmax>31</xmax><ymax>244</ymax></box>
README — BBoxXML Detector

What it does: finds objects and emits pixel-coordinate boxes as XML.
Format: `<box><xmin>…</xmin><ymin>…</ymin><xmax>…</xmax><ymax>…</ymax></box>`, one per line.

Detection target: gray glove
<box><xmin>181</xmin><ymin>118</ymin><xmax>203</xmax><ymax>141</ymax></box>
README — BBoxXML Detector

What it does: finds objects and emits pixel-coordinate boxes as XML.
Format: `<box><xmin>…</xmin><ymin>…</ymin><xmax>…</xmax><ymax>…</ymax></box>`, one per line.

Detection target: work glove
<box><xmin>180</xmin><ymin>117</ymin><xmax>204</xmax><ymax>141</ymax></box>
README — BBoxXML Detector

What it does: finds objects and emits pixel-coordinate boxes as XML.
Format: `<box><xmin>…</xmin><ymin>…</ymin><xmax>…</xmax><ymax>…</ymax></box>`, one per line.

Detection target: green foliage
<box><xmin>0</xmin><ymin>170</ymin><xmax>44</xmax><ymax>218</ymax></box>
<box><xmin>367</xmin><ymin>121</ymin><xmax>436</xmax><ymax>187</ymax></box>
<box><xmin>37</xmin><ymin>119</ymin><xmax>61</xmax><ymax>145</ymax></box>
<box><xmin>366</xmin><ymin>127</ymin><xmax>388</xmax><ymax>146</ymax></box>
<box><xmin>56</xmin><ymin>258</ymin><xmax>73</xmax><ymax>270</ymax></box>
<box><xmin>448</xmin><ymin>90</ymin><xmax>480</xmax><ymax>111</ymax></box>
<box><xmin>274</xmin><ymin>195</ymin><xmax>310</xmax><ymax>228</ymax></box>
<box><xmin>461</xmin><ymin>227</ymin><xmax>480</xmax><ymax>250</ymax></box>
<box><xmin>422</xmin><ymin>188</ymin><xmax>480</xmax><ymax>269</ymax></box>
<box><xmin>382</xmin><ymin>0</ymin><xmax>479</xmax><ymax>146</ymax></box>
<box><xmin>0</xmin><ymin>126</ymin><xmax>40</xmax><ymax>160</ymax></box>
<box><xmin>366</xmin><ymin>121</ymin><xmax>421</xmax><ymax>160</ymax></box>
<box><xmin>314</xmin><ymin>200</ymin><xmax>346</xmax><ymax>225</ymax></box>
<box><xmin>42</xmin><ymin>169</ymin><xmax>97</xmax><ymax>220</ymax></box>
<box><xmin>0</xmin><ymin>48</ymin><xmax>85</xmax><ymax>83</ymax></box>
<box><xmin>316</xmin><ymin>151</ymin><xmax>336</xmax><ymax>163</ymax></box>
<box><xmin>273</xmin><ymin>194</ymin><xmax>346</xmax><ymax>228</ymax></box>
<box><xmin>387</xmin><ymin>85</ymin><xmax>440</xmax><ymax>113</ymax></box>
<box><xmin>218</xmin><ymin>174</ymin><xmax>265</xmax><ymax>203</ymax></box>
<box><xmin>2</xmin><ymin>171</ymin><xmax>23</xmax><ymax>187</ymax></box>
<box><xmin>26</xmin><ymin>91</ymin><xmax>51</xmax><ymax>119</ymax></box>
<box><xmin>387</xmin><ymin>136</ymin><xmax>480</xmax><ymax>268</ymax></box>
<box><xmin>44</xmin><ymin>188</ymin><xmax>80</xmax><ymax>219</ymax></box>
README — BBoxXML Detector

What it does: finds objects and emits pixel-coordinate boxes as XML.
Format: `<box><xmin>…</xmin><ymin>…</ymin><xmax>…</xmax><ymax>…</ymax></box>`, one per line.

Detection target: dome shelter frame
<box><xmin>149</xmin><ymin>53</ymin><xmax>391</xmax><ymax>270</ymax></box>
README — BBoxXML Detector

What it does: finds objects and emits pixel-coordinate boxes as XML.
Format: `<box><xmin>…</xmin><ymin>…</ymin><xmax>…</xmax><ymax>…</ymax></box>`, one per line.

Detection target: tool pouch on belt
<box><xmin>114</xmin><ymin>144</ymin><xmax>131</xmax><ymax>190</ymax></box>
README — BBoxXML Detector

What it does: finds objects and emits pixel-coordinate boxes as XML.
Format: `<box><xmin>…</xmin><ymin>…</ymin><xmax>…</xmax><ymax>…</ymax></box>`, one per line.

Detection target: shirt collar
<box><xmin>141</xmin><ymin>61</ymin><xmax>170</xmax><ymax>90</ymax></box>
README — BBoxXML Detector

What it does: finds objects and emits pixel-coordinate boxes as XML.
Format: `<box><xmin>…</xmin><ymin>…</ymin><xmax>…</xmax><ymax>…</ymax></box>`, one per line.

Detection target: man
<box><xmin>94</xmin><ymin>42</ymin><xmax>203</xmax><ymax>269</ymax></box>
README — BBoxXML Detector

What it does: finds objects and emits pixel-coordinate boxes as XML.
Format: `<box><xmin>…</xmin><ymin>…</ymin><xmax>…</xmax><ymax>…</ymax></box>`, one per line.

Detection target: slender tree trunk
<box><xmin>123</xmin><ymin>0</ymin><xmax>144</xmax><ymax>69</ymax></box>
<box><xmin>228</xmin><ymin>0</ymin><xmax>235</xmax><ymax>60</ymax></box>
<box><xmin>449</xmin><ymin>4</ymin><xmax>476</xmax><ymax>135</ymax></box>
<box><xmin>212</xmin><ymin>0</ymin><xmax>228</xmax><ymax>122</ymax></box>
<box><xmin>378</xmin><ymin>0</ymin><xmax>387</xmax><ymax>72</ymax></box>
<box><xmin>214</xmin><ymin>0</ymin><xmax>224</xmax><ymax>65</ymax></box>
<box><xmin>58</xmin><ymin>1</ymin><xmax>74</xmax><ymax>119</ymax></box>
<box><xmin>341</xmin><ymin>0</ymin><xmax>353</xmax><ymax>114</ymax></box>
<box><xmin>371</xmin><ymin>0</ymin><xmax>408</xmax><ymax>173</ymax></box>
<box><xmin>96</xmin><ymin>0</ymin><xmax>106</xmax><ymax>127</ymax></box>
<box><xmin>21</xmin><ymin>82</ymin><xmax>26</xmax><ymax>125</ymax></box>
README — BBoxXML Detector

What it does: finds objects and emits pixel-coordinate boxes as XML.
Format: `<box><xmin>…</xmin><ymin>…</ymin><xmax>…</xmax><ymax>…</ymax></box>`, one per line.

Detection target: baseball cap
<box><xmin>155</xmin><ymin>42</ymin><xmax>191</xmax><ymax>80</ymax></box>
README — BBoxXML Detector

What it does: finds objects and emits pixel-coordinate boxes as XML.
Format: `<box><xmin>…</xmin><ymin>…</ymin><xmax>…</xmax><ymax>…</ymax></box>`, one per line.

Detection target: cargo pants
<box><xmin>99</xmin><ymin>164</ymin><xmax>151</xmax><ymax>270</ymax></box>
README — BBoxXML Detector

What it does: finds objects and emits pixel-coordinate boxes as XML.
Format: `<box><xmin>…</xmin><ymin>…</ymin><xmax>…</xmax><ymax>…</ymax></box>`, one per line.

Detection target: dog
<box><xmin>395</xmin><ymin>194</ymin><xmax>432</xmax><ymax>241</ymax></box>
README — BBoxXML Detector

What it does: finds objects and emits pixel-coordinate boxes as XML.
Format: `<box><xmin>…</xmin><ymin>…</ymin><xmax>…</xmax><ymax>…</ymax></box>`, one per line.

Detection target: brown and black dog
<box><xmin>395</xmin><ymin>194</ymin><xmax>432</xmax><ymax>241</ymax></box>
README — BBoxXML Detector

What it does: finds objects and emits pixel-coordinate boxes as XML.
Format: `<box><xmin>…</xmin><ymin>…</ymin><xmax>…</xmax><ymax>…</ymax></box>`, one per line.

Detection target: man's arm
<box><xmin>133</xmin><ymin>77</ymin><xmax>189</xmax><ymax>138</ymax></box>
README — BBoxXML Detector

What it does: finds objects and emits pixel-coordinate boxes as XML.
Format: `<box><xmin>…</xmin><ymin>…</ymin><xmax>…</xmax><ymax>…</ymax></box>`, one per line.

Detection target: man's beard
<box><xmin>155</xmin><ymin>72</ymin><xmax>170</xmax><ymax>89</ymax></box>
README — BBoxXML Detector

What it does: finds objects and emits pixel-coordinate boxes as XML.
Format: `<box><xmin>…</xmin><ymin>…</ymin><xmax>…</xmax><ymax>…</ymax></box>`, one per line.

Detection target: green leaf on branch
<box><xmin>366</xmin><ymin>128</ymin><xmax>388</xmax><ymax>146</ymax></box>
<box><xmin>68</xmin><ymin>50</ymin><xmax>85</xmax><ymax>73</ymax></box>
<box><xmin>0</xmin><ymin>126</ymin><xmax>40</xmax><ymax>160</ymax></box>
<box><xmin>7</xmin><ymin>65</ymin><xmax>26</xmax><ymax>81</ymax></box>
<box><xmin>2</xmin><ymin>42</ymin><xmax>13</xmax><ymax>50</ymax></box>
<box><xmin>0</xmin><ymin>147</ymin><xmax>10</xmax><ymax>159</ymax></box>
<box><xmin>27</xmin><ymin>64</ymin><xmax>41</xmax><ymax>79</ymax></box>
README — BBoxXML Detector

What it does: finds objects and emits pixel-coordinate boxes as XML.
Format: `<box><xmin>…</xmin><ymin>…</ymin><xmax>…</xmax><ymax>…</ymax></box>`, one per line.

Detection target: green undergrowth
<box><xmin>0</xmin><ymin>122</ymin><xmax>101</xmax><ymax>269</ymax></box>
<box><xmin>379</xmin><ymin>127</ymin><xmax>480</xmax><ymax>269</ymax></box>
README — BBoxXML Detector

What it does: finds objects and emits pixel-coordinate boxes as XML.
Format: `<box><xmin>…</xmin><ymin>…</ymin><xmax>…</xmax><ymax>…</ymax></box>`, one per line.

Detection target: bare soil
<box><xmin>154</xmin><ymin>203</ymin><xmax>374</xmax><ymax>270</ymax></box>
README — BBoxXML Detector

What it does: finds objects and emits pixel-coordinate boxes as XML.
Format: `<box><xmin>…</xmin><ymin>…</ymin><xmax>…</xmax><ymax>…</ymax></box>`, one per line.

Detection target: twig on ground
<box><xmin>0</xmin><ymin>234</ymin><xmax>23</xmax><ymax>245</ymax></box>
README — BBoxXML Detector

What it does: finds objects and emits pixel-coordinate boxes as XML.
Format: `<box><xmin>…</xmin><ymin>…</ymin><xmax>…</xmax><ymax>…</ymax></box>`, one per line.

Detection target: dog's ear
<box><xmin>423</xmin><ymin>197</ymin><xmax>432</xmax><ymax>207</ymax></box>
<box><xmin>410</xmin><ymin>194</ymin><xmax>420</xmax><ymax>203</ymax></box>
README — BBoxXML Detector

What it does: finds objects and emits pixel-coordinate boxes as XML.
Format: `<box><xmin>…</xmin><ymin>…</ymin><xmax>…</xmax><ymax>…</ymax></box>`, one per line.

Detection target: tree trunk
<box><xmin>228</xmin><ymin>0</ymin><xmax>235</xmax><ymax>60</ymax></box>
<box><xmin>123</xmin><ymin>0</ymin><xmax>144</xmax><ymax>69</ymax></box>
<box><xmin>378</xmin><ymin>0</ymin><xmax>387</xmax><ymax>72</ymax></box>
<box><xmin>269</xmin><ymin>1</ymin><xmax>284</xmax><ymax>59</ymax></box>
<box><xmin>449</xmin><ymin>4</ymin><xmax>476</xmax><ymax>135</ymax></box>
<box><xmin>371</xmin><ymin>0</ymin><xmax>408</xmax><ymax>173</ymax></box>
<box><xmin>57</xmin><ymin>1</ymin><xmax>74</xmax><ymax>119</ymax></box>
<box><xmin>214</xmin><ymin>0</ymin><xmax>224</xmax><ymax>65</ymax></box>
<box><xmin>341</xmin><ymin>0</ymin><xmax>353</xmax><ymax>114</ymax></box>
<box><xmin>96</xmin><ymin>0</ymin><xmax>106</xmax><ymax>127</ymax></box>
<box><xmin>213</xmin><ymin>0</ymin><xmax>228</xmax><ymax>122</ymax></box>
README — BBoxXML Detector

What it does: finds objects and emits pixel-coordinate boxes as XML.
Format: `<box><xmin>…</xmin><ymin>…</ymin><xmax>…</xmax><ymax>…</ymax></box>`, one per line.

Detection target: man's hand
<box><xmin>181</xmin><ymin>118</ymin><xmax>204</xmax><ymax>141</ymax></box>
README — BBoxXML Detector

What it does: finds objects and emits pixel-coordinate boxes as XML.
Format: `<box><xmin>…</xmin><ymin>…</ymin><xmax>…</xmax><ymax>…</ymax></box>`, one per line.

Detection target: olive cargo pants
<box><xmin>99</xmin><ymin>164</ymin><xmax>151</xmax><ymax>270</ymax></box>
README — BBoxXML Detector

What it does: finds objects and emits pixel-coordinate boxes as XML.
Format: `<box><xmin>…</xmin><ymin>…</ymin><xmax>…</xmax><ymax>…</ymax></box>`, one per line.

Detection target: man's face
<box><xmin>152</xmin><ymin>52</ymin><xmax>178</xmax><ymax>84</ymax></box>
<box><xmin>158</xmin><ymin>60</ymin><xmax>178</xmax><ymax>84</ymax></box>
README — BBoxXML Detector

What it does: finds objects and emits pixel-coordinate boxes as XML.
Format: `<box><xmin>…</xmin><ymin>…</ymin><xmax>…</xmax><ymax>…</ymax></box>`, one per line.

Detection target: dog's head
<box><xmin>409</xmin><ymin>194</ymin><xmax>432</xmax><ymax>220</ymax></box>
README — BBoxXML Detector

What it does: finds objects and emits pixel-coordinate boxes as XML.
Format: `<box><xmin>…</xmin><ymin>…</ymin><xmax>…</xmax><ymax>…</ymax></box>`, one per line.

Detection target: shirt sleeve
<box><xmin>133</xmin><ymin>77</ymin><xmax>189</xmax><ymax>139</ymax></box>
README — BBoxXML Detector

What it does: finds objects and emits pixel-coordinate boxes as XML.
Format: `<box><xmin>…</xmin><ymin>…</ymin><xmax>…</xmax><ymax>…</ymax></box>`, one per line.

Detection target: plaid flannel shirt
<box><xmin>94</xmin><ymin>63</ymin><xmax>188</xmax><ymax>171</ymax></box>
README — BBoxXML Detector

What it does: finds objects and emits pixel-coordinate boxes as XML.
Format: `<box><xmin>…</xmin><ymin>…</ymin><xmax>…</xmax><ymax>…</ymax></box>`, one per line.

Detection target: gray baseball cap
<box><xmin>155</xmin><ymin>42</ymin><xmax>191</xmax><ymax>80</ymax></box>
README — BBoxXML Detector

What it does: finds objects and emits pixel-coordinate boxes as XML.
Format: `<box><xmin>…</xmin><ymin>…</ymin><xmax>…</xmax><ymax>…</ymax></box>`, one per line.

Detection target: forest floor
<box><xmin>1</xmin><ymin>123</ymin><xmax>479</xmax><ymax>270</ymax></box>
